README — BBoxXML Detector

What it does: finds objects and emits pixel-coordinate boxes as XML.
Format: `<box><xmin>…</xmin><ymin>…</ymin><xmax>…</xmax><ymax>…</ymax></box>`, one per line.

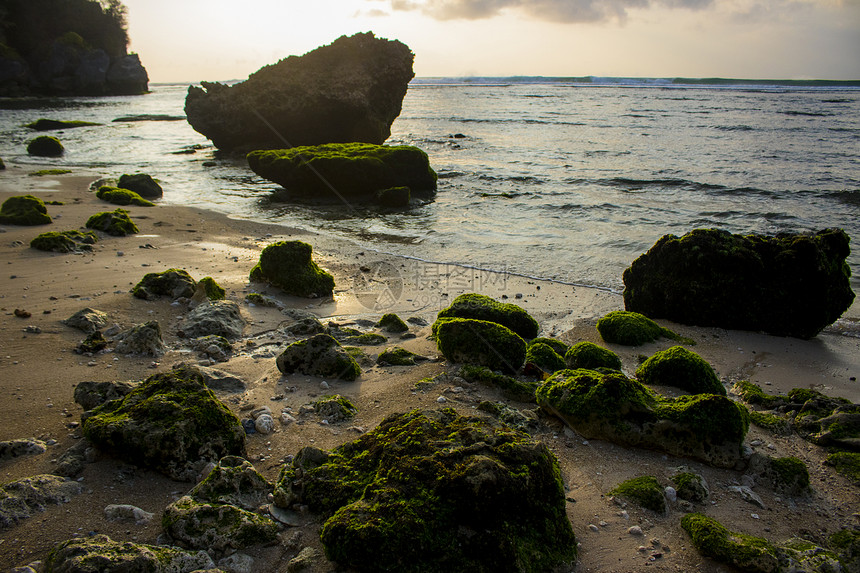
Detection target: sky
<box><xmin>122</xmin><ymin>0</ymin><xmax>860</xmax><ymax>83</ymax></box>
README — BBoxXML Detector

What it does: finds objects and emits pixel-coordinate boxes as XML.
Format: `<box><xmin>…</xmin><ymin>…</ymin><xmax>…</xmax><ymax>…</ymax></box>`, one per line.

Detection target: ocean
<box><xmin>2</xmin><ymin>77</ymin><xmax>859</xmax><ymax>302</ymax></box>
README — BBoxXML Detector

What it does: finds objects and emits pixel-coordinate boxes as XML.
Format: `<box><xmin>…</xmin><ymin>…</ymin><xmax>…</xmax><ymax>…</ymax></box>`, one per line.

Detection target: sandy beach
<box><xmin>1</xmin><ymin>165</ymin><xmax>858</xmax><ymax>572</ymax></box>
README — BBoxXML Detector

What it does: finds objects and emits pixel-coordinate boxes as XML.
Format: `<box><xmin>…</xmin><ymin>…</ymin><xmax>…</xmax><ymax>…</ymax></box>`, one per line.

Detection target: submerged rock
<box><xmin>118</xmin><ymin>173</ymin><xmax>163</xmax><ymax>199</ymax></box>
<box><xmin>85</xmin><ymin>208</ymin><xmax>139</xmax><ymax>236</ymax></box>
<box><xmin>44</xmin><ymin>534</ymin><xmax>214</xmax><ymax>573</ymax></box>
<box><xmin>185</xmin><ymin>32</ymin><xmax>414</xmax><ymax>151</ymax></box>
<box><xmin>623</xmin><ymin>228</ymin><xmax>855</xmax><ymax>339</ymax></box>
<box><xmin>247</xmin><ymin>143</ymin><xmax>437</xmax><ymax>203</ymax></box>
<box><xmin>30</xmin><ymin>229</ymin><xmax>98</xmax><ymax>253</ymax></box>
<box><xmin>250</xmin><ymin>241</ymin><xmax>334</xmax><ymax>298</ymax></box>
<box><xmin>273</xmin><ymin>409</ymin><xmax>577</xmax><ymax>572</ymax></box>
<box><xmin>132</xmin><ymin>268</ymin><xmax>196</xmax><ymax>300</ymax></box>
<box><xmin>82</xmin><ymin>366</ymin><xmax>245</xmax><ymax>480</ymax></box>
<box><xmin>26</xmin><ymin>118</ymin><xmax>101</xmax><ymax>131</ymax></box>
<box><xmin>180</xmin><ymin>300</ymin><xmax>245</xmax><ymax>340</ymax></box>
<box><xmin>537</xmin><ymin>369</ymin><xmax>749</xmax><ymax>468</ymax></box>
<box><xmin>434</xmin><ymin>293</ymin><xmax>539</xmax><ymax>339</ymax></box>
<box><xmin>0</xmin><ymin>195</ymin><xmax>52</xmax><ymax>226</ymax></box>
<box><xmin>27</xmin><ymin>135</ymin><xmax>64</xmax><ymax>156</ymax></box>
<box><xmin>436</xmin><ymin>318</ymin><xmax>526</xmax><ymax>374</ymax></box>
<box><xmin>276</xmin><ymin>334</ymin><xmax>361</xmax><ymax>381</ymax></box>
<box><xmin>0</xmin><ymin>475</ymin><xmax>82</xmax><ymax>528</ymax></box>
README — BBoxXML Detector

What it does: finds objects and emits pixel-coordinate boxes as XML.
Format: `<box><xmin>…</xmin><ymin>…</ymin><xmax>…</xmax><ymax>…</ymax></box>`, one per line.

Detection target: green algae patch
<box><xmin>610</xmin><ymin>476</ymin><xmax>666</xmax><ymax>514</ymax></box>
<box><xmin>82</xmin><ymin>365</ymin><xmax>245</xmax><ymax>481</ymax></box>
<box><xmin>96</xmin><ymin>185</ymin><xmax>156</xmax><ymax>206</ymax></box>
<box><xmin>681</xmin><ymin>513</ymin><xmax>779</xmax><ymax>573</ymax></box>
<box><xmin>44</xmin><ymin>533</ymin><xmax>215</xmax><ymax>572</ymax></box>
<box><xmin>596</xmin><ymin>310</ymin><xmax>689</xmax><ymax>346</ymax></box>
<box><xmin>623</xmin><ymin>228</ymin><xmax>855</xmax><ymax>339</ymax></box>
<box><xmin>459</xmin><ymin>365</ymin><xmax>537</xmax><ymax>402</ymax></box>
<box><xmin>377</xmin><ymin>346</ymin><xmax>421</xmax><ymax>366</ymax></box>
<box><xmin>276</xmin><ymin>334</ymin><xmax>361</xmax><ymax>381</ymax></box>
<box><xmin>376</xmin><ymin>312</ymin><xmax>409</xmax><ymax>333</ymax></box>
<box><xmin>537</xmin><ymin>369</ymin><xmax>749</xmax><ymax>467</ymax></box>
<box><xmin>0</xmin><ymin>195</ymin><xmax>52</xmax><ymax>225</ymax></box>
<box><xmin>636</xmin><ymin>346</ymin><xmax>724</xmax><ymax>395</ymax></box>
<box><xmin>564</xmin><ymin>341</ymin><xmax>622</xmax><ymax>371</ymax></box>
<box><xmin>199</xmin><ymin>276</ymin><xmax>226</xmax><ymax>300</ymax></box>
<box><xmin>525</xmin><ymin>341</ymin><xmax>566</xmax><ymax>375</ymax></box>
<box><xmin>85</xmin><ymin>208</ymin><xmax>139</xmax><ymax>236</ymax></box>
<box><xmin>435</xmin><ymin>293</ymin><xmax>539</xmax><ymax>339</ymax></box>
<box><xmin>132</xmin><ymin>268</ymin><xmax>196</xmax><ymax>300</ymax></box>
<box><xmin>250</xmin><ymin>240</ymin><xmax>335</xmax><ymax>298</ymax></box>
<box><xmin>436</xmin><ymin>317</ymin><xmax>526</xmax><ymax>374</ymax></box>
<box><xmin>273</xmin><ymin>408</ymin><xmax>577</xmax><ymax>573</ymax></box>
<box><xmin>27</xmin><ymin>135</ymin><xmax>64</xmax><ymax>156</ymax></box>
<box><xmin>26</xmin><ymin>118</ymin><xmax>100</xmax><ymax>131</ymax></box>
<box><xmin>30</xmin><ymin>230</ymin><xmax>97</xmax><ymax>253</ymax></box>
<box><xmin>118</xmin><ymin>173</ymin><xmax>163</xmax><ymax>199</ymax></box>
<box><xmin>247</xmin><ymin>143</ymin><xmax>437</xmax><ymax>202</ymax></box>
<box><xmin>28</xmin><ymin>168</ymin><xmax>73</xmax><ymax>176</ymax></box>
<box><xmin>825</xmin><ymin>452</ymin><xmax>860</xmax><ymax>483</ymax></box>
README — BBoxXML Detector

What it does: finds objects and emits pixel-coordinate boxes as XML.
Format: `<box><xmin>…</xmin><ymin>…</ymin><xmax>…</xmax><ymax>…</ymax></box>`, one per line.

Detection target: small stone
<box><xmin>436</xmin><ymin>396</ymin><xmax>447</xmax><ymax>403</ymax></box>
<box><xmin>320</xmin><ymin>381</ymin><xmax>330</xmax><ymax>390</ymax></box>
<box><xmin>588</xmin><ymin>524</ymin><xmax>599</xmax><ymax>532</ymax></box>
<box><xmin>255</xmin><ymin>414</ymin><xmax>275</xmax><ymax>434</ymax></box>
<box><xmin>628</xmin><ymin>526</ymin><xmax>644</xmax><ymax>536</ymax></box>
<box><xmin>664</xmin><ymin>486</ymin><xmax>677</xmax><ymax>502</ymax></box>
<box><xmin>280</xmin><ymin>413</ymin><xmax>297</xmax><ymax>426</ymax></box>
<box><xmin>751</xmin><ymin>513</ymin><xmax>759</xmax><ymax>519</ymax></box>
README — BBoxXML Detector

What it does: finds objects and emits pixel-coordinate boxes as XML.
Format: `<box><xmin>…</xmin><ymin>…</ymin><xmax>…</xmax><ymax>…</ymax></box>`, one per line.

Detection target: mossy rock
<box><xmin>118</xmin><ymin>173</ymin><xmax>163</xmax><ymax>199</ymax></box>
<box><xmin>114</xmin><ymin>321</ymin><xmax>165</xmax><ymax>356</ymax></box>
<box><xmin>537</xmin><ymin>369</ymin><xmax>749</xmax><ymax>467</ymax></box>
<box><xmin>276</xmin><ymin>334</ymin><xmax>361</xmax><ymax>381</ymax></box>
<box><xmin>829</xmin><ymin>529</ymin><xmax>860</xmax><ymax>570</ymax></box>
<box><xmin>477</xmin><ymin>401</ymin><xmax>540</xmax><ymax>433</ymax></box>
<box><xmin>273</xmin><ymin>408</ymin><xmax>577</xmax><ymax>572</ymax></box>
<box><xmin>333</xmin><ymin>327</ymin><xmax>387</xmax><ymax>346</ymax></box>
<box><xmin>436</xmin><ymin>317</ymin><xmax>526</xmax><ymax>374</ymax></box>
<box><xmin>564</xmin><ymin>341</ymin><xmax>622</xmax><ymax>371</ymax></box>
<box><xmin>30</xmin><ymin>230</ymin><xmax>97</xmax><ymax>253</ymax></box>
<box><xmin>623</xmin><ymin>228</ymin><xmax>856</xmax><ymax>339</ymax></box>
<box><xmin>525</xmin><ymin>341</ymin><xmax>566</xmax><ymax>374</ymax></box>
<box><xmin>81</xmin><ymin>365</ymin><xmax>246</xmax><ymax>481</ymax></box>
<box><xmin>132</xmin><ymin>268</ymin><xmax>196</xmax><ymax>300</ymax></box>
<box><xmin>313</xmin><ymin>395</ymin><xmax>358</xmax><ymax>422</ymax></box>
<box><xmin>96</xmin><ymin>185</ymin><xmax>155</xmax><ymax>207</ymax></box>
<box><xmin>0</xmin><ymin>195</ymin><xmax>52</xmax><ymax>225</ymax></box>
<box><xmin>29</xmin><ymin>168</ymin><xmax>73</xmax><ymax>176</ymax></box>
<box><xmin>63</xmin><ymin>307</ymin><xmax>109</xmax><ymax>334</ymax></box>
<box><xmin>825</xmin><ymin>451</ymin><xmax>860</xmax><ymax>484</ymax></box>
<box><xmin>377</xmin><ymin>346</ymin><xmax>421</xmax><ymax>366</ymax></box>
<box><xmin>681</xmin><ymin>513</ymin><xmax>780</xmax><ymax>573</ymax></box>
<box><xmin>245</xmin><ymin>292</ymin><xmax>280</xmax><ymax>307</ymax></box>
<box><xmin>247</xmin><ymin>143</ymin><xmax>437</xmax><ymax>202</ymax></box>
<box><xmin>44</xmin><ymin>534</ymin><xmax>215</xmax><ymax>572</ymax></box>
<box><xmin>596</xmin><ymin>310</ymin><xmax>687</xmax><ymax>346</ymax></box>
<box><xmin>636</xmin><ymin>346</ymin><xmax>724</xmax><ymax>395</ymax></box>
<box><xmin>733</xmin><ymin>380</ymin><xmax>782</xmax><ymax>408</ymax></box>
<box><xmin>748</xmin><ymin>410</ymin><xmax>791</xmax><ymax>434</ymax></box>
<box><xmin>198</xmin><ymin>276</ymin><xmax>226</xmax><ymax>300</ymax></box>
<box><xmin>190</xmin><ymin>455</ymin><xmax>272</xmax><ymax>510</ymax></box>
<box><xmin>26</xmin><ymin>118</ymin><xmax>101</xmax><ymax>131</ymax></box>
<box><xmin>250</xmin><ymin>240</ymin><xmax>335</xmax><ymax>298</ymax></box>
<box><xmin>434</xmin><ymin>293</ymin><xmax>539</xmax><ymax>339</ymax></box>
<box><xmin>27</xmin><ymin>135</ymin><xmax>64</xmax><ymax>156</ymax></box>
<box><xmin>85</xmin><ymin>208</ymin><xmax>139</xmax><ymax>236</ymax></box>
<box><xmin>671</xmin><ymin>472</ymin><xmax>709</xmax><ymax>503</ymax></box>
<box><xmin>376</xmin><ymin>185</ymin><xmax>411</xmax><ymax>207</ymax></box>
<box><xmin>77</xmin><ymin>330</ymin><xmax>108</xmax><ymax>354</ymax></box>
<box><xmin>530</xmin><ymin>337</ymin><xmax>569</xmax><ymax>356</ymax></box>
<box><xmin>610</xmin><ymin>476</ymin><xmax>667</xmax><ymax>514</ymax></box>
<box><xmin>459</xmin><ymin>365</ymin><xmax>537</xmax><ymax>402</ymax></box>
<box><xmin>376</xmin><ymin>312</ymin><xmax>409</xmax><ymax>333</ymax></box>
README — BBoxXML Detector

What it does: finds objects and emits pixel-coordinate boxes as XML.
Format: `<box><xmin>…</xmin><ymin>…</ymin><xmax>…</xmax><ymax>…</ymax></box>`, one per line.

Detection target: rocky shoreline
<box><xmin>0</xmin><ymin>167</ymin><xmax>858</xmax><ymax>572</ymax></box>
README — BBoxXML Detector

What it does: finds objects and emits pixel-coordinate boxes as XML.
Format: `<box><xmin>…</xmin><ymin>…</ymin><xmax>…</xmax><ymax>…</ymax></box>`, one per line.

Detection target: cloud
<box><xmin>353</xmin><ymin>8</ymin><xmax>391</xmax><ymax>17</ymax></box>
<box><xmin>375</xmin><ymin>0</ymin><xmax>716</xmax><ymax>22</ymax></box>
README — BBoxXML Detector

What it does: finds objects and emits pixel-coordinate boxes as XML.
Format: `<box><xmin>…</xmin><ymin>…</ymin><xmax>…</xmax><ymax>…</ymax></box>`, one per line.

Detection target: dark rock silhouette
<box><xmin>185</xmin><ymin>32</ymin><xmax>414</xmax><ymax>151</ymax></box>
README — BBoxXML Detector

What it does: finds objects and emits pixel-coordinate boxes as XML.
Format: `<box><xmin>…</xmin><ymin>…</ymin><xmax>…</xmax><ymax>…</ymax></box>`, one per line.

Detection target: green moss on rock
<box><xmin>273</xmin><ymin>408</ymin><xmax>577</xmax><ymax>573</ymax></box>
<box><xmin>313</xmin><ymin>395</ymin><xmax>358</xmax><ymax>422</ymax></box>
<box><xmin>610</xmin><ymin>476</ymin><xmax>666</xmax><ymax>514</ymax></box>
<box><xmin>276</xmin><ymin>334</ymin><xmax>361</xmax><ymax>381</ymax></box>
<box><xmin>30</xmin><ymin>230</ymin><xmax>97</xmax><ymax>253</ymax></box>
<box><xmin>377</xmin><ymin>346</ymin><xmax>420</xmax><ymax>366</ymax></box>
<box><xmin>26</xmin><ymin>118</ymin><xmax>101</xmax><ymax>131</ymax></box>
<box><xmin>118</xmin><ymin>173</ymin><xmax>163</xmax><ymax>199</ymax></box>
<box><xmin>434</xmin><ymin>293</ymin><xmax>539</xmax><ymax>339</ymax></box>
<box><xmin>198</xmin><ymin>276</ymin><xmax>225</xmax><ymax>300</ymax></box>
<box><xmin>44</xmin><ymin>534</ymin><xmax>215</xmax><ymax>572</ymax></box>
<box><xmin>671</xmin><ymin>472</ymin><xmax>709</xmax><ymax>503</ymax></box>
<box><xmin>530</xmin><ymin>337</ymin><xmax>569</xmax><ymax>356</ymax></box>
<box><xmin>565</xmin><ymin>341</ymin><xmax>622</xmax><ymax>371</ymax></box>
<box><xmin>247</xmin><ymin>143</ymin><xmax>437</xmax><ymax>202</ymax></box>
<box><xmin>376</xmin><ymin>185</ymin><xmax>411</xmax><ymax>207</ymax></box>
<box><xmin>0</xmin><ymin>195</ymin><xmax>52</xmax><ymax>225</ymax></box>
<box><xmin>733</xmin><ymin>380</ymin><xmax>782</xmax><ymax>408</ymax></box>
<box><xmin>459</xmin><ymin>365</ymin><xmax>537</xmax><ymax>402</ymax></box>
<box><xmin>596</xmin><ymin>310</ymin><xmax>687</xmax><ymax>346</ymax></box>
<box><xmin>436</xmin><ymin>317</ymin><xmax>526</xmax><ymax>374</ymax></box>
<box><xmin>825</xmin><ymin>451</ymin><xmax>860</xmax><ymax>483</ymax></box>
<box><xmin>376</xmin><ymin>312</ymin><xmax>409</xmax><ymax>333</ymax></box>
<box><xmin>85</xmin><ymin>208</ymin><xmax>139</xmax><ymax>236</ymax></box>
<box><xmin>250</xmin><ymin>240</ymin><xmax>334</xmax><ymax>298</ymax></box>
<box><xmin>96</xmin><ymin>185</ymin><xmax>155</xmax><ymax>206</ymax></box>
<box><xmin>681</xmin><ymin>513</ymin><xmax>780</xmax><ymax>573</ymax></box>
<box><xmin>29</xmin><ymin>168</ymin><xmax>72</xmax><ymax>176</ymax></box>
<box><xmin>81</xmin><ymin>365</ymin><xmax>245</xmax><ymax>481</ymax></box>
<box><xmin>525</xmin><ymin>341</ymin><xmax>566</xmax><ymax>374</ymax></box>
<box><xmin>623</xmin><ymin>228</ymin><xmax>856</xmax><ymax>339</ymax></box>
<box><xmin>132</xmin><ymin>268</ymin><xmax>196</xmax><ymax>300</ymax></box>
<box><xmin>749</xmin><ymin>410</ymin><xmax>791</xmax><ymax>434</ymax></box>
<box><xmin>27</xmin><ymin>135</ymin><xmax>64</xmax><ymax>156</ymax></box>
<box><xmin>636</xmin><ymin>346</ymin><xmax>724</xmax><ymax>395</ymax></box>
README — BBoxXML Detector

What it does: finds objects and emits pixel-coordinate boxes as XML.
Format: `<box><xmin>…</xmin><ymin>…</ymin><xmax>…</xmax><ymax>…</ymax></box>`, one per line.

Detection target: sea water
<box><xmin>1</xmin><ymin>78</ymin><xmax>858</xmax><ymax>299</ymax></box>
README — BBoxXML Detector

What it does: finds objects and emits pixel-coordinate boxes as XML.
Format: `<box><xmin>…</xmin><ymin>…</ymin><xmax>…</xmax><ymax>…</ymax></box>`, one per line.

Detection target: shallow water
<box><xmin>2</xmin><ymin>79</ymin><xmax>858</xmax><ymax>301</ymax></box>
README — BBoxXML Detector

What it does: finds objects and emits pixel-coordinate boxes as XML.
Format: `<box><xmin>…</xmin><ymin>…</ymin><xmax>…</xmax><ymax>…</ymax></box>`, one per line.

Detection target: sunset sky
<box><xmin>122</xmin><ymin>0</ymin><xmax>860</xmax><ymax>83</ymax></box>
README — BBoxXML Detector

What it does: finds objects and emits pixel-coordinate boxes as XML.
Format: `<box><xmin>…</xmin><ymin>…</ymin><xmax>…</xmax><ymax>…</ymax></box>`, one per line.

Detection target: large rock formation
<box><xmin>623</xmin><ymin>228</ymin><xmax>855</xmax><ymax>339</ymax></box>
<box><xmin>185</xmin><ymin>32</ymin><xmax>415</xmax><ymax>151</ymax></box>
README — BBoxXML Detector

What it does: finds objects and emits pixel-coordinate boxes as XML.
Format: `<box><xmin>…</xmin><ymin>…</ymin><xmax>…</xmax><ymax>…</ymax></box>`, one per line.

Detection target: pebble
<box><xmin>116</xmin><ymin>251</ymin><xmax>124</xmax><ymax>256</ymax></box>
<box><xmin>250</xmin><ymin>406</ymin><xmax>272</xmax><ymax>420</ymax></box>
<box><xmin>436</xmin><ymin>396</ymin><xmax>447</xmax><ymax>403</ymax></box>
<box><xmin>320</xmin><ymin>381</ymin><xmax>330</xmax><ymax>390</ymax></box>
<box><xmin>628</xmin><ymin>526</ymin><xmax>644</xmax><ymax>536</ymax></box>
<box><xmin>664</xmin><ymin>486</ymin><xmax>677</xmax><ymax>502</ymax></box>
<box><xmin>280</xmin><ymin>412</ymin><xmax>297</xmax><ymax>426</ymax></box>
<box><xmin>751</xmin><ymin>513</ymin><xmax>760</xmax><ymax>519</ymax></box>
<box><xmin>588</xmin><ymin>524</ymin><xmax>599</xmax><ymax>532</ymax></box>
<box><xmin>255</xmin><ymin>414</ymin><xmax>275</xmax><ymax>434</ymax></box>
